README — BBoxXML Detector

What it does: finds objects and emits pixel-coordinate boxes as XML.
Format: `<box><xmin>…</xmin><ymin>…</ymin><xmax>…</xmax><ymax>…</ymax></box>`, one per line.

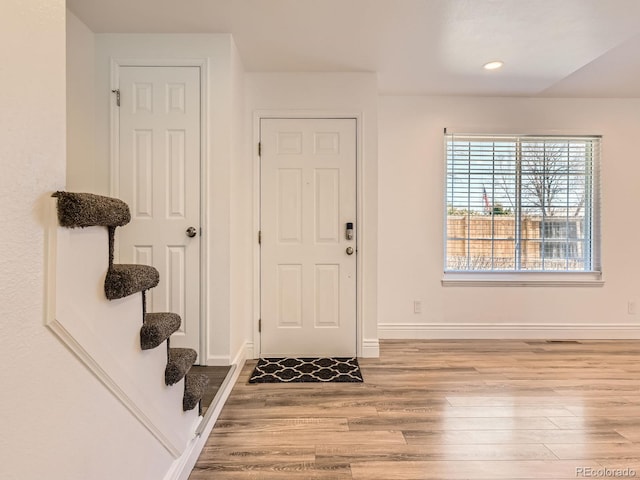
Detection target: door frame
<box><xmin>253</xmin><ymin>112</ymin><xmax>365</xmax><ymax>358</ymax></box>
<box><xmin>109</xmin><ymin>58</ymin><xmax>208</xmax><ymax>362</ymax></box>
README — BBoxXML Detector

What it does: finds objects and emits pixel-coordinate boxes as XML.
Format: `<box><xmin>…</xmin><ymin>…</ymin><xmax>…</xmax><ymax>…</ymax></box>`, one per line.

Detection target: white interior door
<box><xmin>260</xmin><ymin>118</ymin><xmax>357</xmax><ymax>357</ymax></box>
<box><xmin>117</xmin><ymin>66</ymin><xmax>201</xmax><ymax>355</ymax></box>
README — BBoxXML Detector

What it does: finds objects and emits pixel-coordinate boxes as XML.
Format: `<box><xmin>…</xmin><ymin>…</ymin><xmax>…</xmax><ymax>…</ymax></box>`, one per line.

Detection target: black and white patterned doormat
<box><xmin>248</xmin><ymin>357</ymin><xmax>363</xmax><ymax>383</ymax></box>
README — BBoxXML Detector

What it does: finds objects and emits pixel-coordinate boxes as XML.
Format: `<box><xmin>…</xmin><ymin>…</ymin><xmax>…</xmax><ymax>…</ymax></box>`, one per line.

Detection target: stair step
<box><xmin>104</xmin><ymin>264</ymin><xmax>159</xmax><ymax>300</ymax></box>
<box><xmin>166</xmin><ymin>348</ymin><xmax>197</xmax><ymax>386</ymax></box>
<box><xmin>53</xmin><ymin>191</ymin><xmax>130</xmax><ymax>228</ymax></box>
<box><xmin>140</xmin><ymin>313</ymin><xmax>181</xmax><ymax>350</ymax></box>
<box><xmin>183</xmin><ymin>373</ymin><xmax>209</xmax><ymax>412</ymax></box>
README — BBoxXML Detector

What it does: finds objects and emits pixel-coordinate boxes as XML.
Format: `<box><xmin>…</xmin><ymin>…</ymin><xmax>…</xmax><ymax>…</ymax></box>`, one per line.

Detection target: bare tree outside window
<box><xmin>519</xmin><ymin>141</ymin><xmax>587</xmax><ymax>218</ymax></box>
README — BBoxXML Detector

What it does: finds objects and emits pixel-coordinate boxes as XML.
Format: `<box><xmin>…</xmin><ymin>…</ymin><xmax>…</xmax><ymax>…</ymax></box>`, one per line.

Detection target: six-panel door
<box><xmin>117</xmin><ymin>66</ymin><xmax>201</xmax><ymax>355</ymax></box>
<box><xmin>260</xmin><ymin>118</ymin><xmax>357</xmax><ymax>357</ymax></box>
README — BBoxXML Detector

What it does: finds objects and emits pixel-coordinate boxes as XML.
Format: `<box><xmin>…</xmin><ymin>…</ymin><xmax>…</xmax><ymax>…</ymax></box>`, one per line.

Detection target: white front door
<box><xmin>260</xmin><ymin>118</ymin><xmax>357</xmax><ymax>357</ymax></box>
<box><xmin>116</xmin><ymin>66</ymin><xmax>201</xmax><ymax>355</ymax></box>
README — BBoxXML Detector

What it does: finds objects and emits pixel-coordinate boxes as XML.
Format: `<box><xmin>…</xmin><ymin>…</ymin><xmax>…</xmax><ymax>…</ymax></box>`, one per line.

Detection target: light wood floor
<box><xmin>190</xmin><ymin>340</ymin><xmax>640</xmax><ymax>479</ymax></box>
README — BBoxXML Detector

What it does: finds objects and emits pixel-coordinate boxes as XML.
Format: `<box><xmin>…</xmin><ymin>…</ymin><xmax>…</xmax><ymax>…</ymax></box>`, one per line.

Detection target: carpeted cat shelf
<box><xmin>53</xmin><ymin>190</ymin><xmax>131</xmax><ymax>228</ymax></box>
<box><xmin>53</xmin><ymin>191</ymin><xmax>159</xmax><ymax>299</ymax></box>
<box><xmin>52</xmin><ymin>191</ymin><xmax>208</xmax><ymax>412</ymax></box>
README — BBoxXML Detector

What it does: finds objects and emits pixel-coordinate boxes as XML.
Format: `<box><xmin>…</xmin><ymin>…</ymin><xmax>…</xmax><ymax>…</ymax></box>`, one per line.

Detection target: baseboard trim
<box><xmin>207</xmin><ymin>341</ymin><xmax>254</xmax><ymax>366</ymax></box>
<box><xmin>166</xmin><ymin>341</ymin><xmax>248</xmax><ymax>480</ymax></box>
<box><xmin>378</xmin><ymin>322</ymin><xmax>640</xmax><ymax>340</ymax></box>
<box><xmin>205</xmin><ymin>355</ymin><xmax>231</xmax><ymax>366</ymax></box>
<box><xmin>230</xmin><ymin>341</ymin><xmax>251</xmax><ymax>366</ymax></box>
<box><xmin>361</xmin><ymin>338</ymin><xmax>380</xmax><ymax>358</ymax></box>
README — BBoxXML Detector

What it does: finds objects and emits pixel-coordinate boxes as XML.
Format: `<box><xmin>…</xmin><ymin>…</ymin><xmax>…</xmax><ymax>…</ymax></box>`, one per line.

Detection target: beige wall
<box><xmin>229</xmin><ymin>37</ymin><xmax>250</xmax><ymax>362</ymax></box>
<box><xmin>66</xmin><ymin>19</ymin><xmax>640</xmax><ymax>356</ymax></box>
<box><xmin>88</xmin><ymin>33</ymin><xmax>241</xmax><ymax>365</ymax></box>
<box><xmin>378</xmin><ymin>96</ymin><xmax>640</xmax><ymax>338</ymax></box>
<box><xmin>66</xmin><ymin>11</ymin><xmax>96</xmax><ymax>192</ymax></box>
<box><xmin>244</xmin><ymin>72</ymin><xmax>380</xmax><ymax>356</ymax></box>
<box><xmin>1</xmin><ymin>4</ymin><xmax>176</xmax><ymax>480</ymax></box>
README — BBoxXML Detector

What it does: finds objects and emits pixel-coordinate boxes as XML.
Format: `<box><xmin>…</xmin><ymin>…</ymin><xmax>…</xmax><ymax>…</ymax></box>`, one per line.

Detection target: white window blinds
<box><xmin>445</xmin><ymin>134</ymin><xmax>601</xmax><ymax>273</ymax></box>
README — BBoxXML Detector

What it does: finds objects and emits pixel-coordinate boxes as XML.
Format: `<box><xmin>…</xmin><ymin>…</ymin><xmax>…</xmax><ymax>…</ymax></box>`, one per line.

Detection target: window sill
<box><xmin>442</xmin><ymin>272</ymin><xmax>604</xmax><ymax>287</ymax></box>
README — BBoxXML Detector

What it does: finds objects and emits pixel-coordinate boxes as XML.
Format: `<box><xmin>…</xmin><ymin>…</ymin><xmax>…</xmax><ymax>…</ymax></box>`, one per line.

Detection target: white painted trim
<box><xmin>442</xmin><ymin>272</ymin><xmax>604</xmax><ymax>287</ymax></box>
<box><xmin>244</xmin><ymin>341</ymin><xmax>255</xmax><ymax>361</ymax></box>
<box><xmin>205</xmin><ymin>355</ymin><xmax>232</xmax><ymax>366</ymax></box>
<box><xmin>198</xmin><ymin>60</ymin><xmax>211</xmax><ymax>366</ymax></box>
<box><xmin>109</xmin><ymin>58</ymin><xmax>209</xmax><ymax>363</ymax></box>
<box><xmin>252</xmin><ymin>114</ymin><xmax>261</xmax><ymax>359</ymax></box>
<box><xmin>109</xmin><ymin>58</ymin><xmax>120</xmax><ymax>198</ymax></box>
<box><xmin>167</xmin><ymin>347</ymin><xmax>248</xmax><ymax>480</ymax></box>
<box><xmin>361</xmin><ymin>339</ymin><xmax>380</xmax><ymax>358</ymax></box>
<box><xmin>206</xmin><ymin>340</ymin><xmax>253</xmax><ymax>366</ymax></box>
<box><xmin>442</xmin><ymin>279</ymin><xmax>605</xmax><ymax>287</ymax></box>
<box><xmin>231</xmin><ymin>341</ymin><xmax>252</xmax><ymax>366</ymax></box>
<box><xmin>445</xmin><ymin>126</ymin><xmax>603</xmax><ymax>137</ymax></box>
<box><xmin>44</xmin><ymin>197</ymin><xmax>57</xmax><ymax>327</ymax></box>
<box><xmin>252</xmin><ymin>111</ymin><xmax>365</xmax><ymax>358</ymax></box>
<box><xmin>47</xmin><ymin>318</ymin><xmax>183</xmax><ymax>457</ymax></box>
<box><xmin>378</xmin><ymin>322</ymin><xmax>640</xmax><ymax>340</ymax></box>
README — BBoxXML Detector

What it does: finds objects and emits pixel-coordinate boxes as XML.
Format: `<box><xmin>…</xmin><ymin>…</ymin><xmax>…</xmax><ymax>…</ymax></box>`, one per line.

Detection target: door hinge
<box><xmin>258</xmin><ymin>318</ymin><xmax>262</xmax><ymax>332</ymax></box>
<box><xmin>258</xmin><ymin>230</ymin><xmax>261</xmax><ymax>245</ymax></box>
<box><xmin>258</xmin><ymin>142</ymin><xmax>262</xmax><ymax>156</ymax></box>
<box><xmin>111</xmin><ymin>89</ymin><xmax>120</xmax><ymax>107</ymax></box>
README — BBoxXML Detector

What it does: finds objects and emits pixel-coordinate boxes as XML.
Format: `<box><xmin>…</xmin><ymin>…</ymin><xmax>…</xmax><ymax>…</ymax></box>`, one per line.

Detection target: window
<box><xmin>445</xmin><ymin>134</ymin><xmax>601</xmax><ymax>274</ymax></box>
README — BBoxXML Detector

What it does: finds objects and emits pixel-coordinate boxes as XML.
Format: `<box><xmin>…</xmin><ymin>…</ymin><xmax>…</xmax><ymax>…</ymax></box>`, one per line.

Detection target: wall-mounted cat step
<box><xmin>105</xmin><ymin>262</ymin><xmax>159</xmax><ymax>300</ymax></box>
<box><xmin>183</xmin><ymin>374</ymin><xmax>209</xmax><ymax>412</ymax></box>
<box><xmin>52</xmin><ymin>191</ymin><xmax>207</xmax><ymax>414</ymax></box>
<box><xmin>105</xmin><ymin>225</ymin><xmax>159</xmax><ymax>300</ymax></box>
<box><xmin>53</xmin><ymin>191</ymin><xmax>130</xmax><ymax>228</ymax></box>
<box><xmin>166</xmin><ymin>348</ymin><xmax>197</xmax><ymax>386</ymax></box>
<box><xmin>141</xmin><ymin>313</ymin><xmax>181</xmax><ymax>350</ymax></box>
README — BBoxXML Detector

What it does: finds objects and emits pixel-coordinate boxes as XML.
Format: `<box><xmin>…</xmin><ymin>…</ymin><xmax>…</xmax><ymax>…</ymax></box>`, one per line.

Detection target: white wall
<box><xmin>229</xmin><ymin>38</ymin><xmax>251</xmax><ymax>362</ymax></box>
<box><xmin>0</xmin><ymin>4</ymin><xmax>176</xmax><ymax>480</ymax></box>
<box><xmin>88</xmin><ymin>34</ymin><xmax>240</xmax><ymax>365</ymax></box>
<box><xmin>66</xmin><ymin>10</ymin><xmax>96</xmax><ymax>192</ymax></box>
<box><xmin>379</xmin><ymin>96</ymin><xmax>640</xmax><ymax>338</ymax></box>
<box><xmin>245</xmin><ymin>73</ymin><xmax>380</xmax><ymax>356</ymax></box>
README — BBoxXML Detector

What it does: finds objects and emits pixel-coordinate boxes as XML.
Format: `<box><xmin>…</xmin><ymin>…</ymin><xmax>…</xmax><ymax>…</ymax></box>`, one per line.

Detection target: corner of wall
<box><xmin>66</xmin><ymin>9</ymin><xmax>97</xmax><ymax>192</ymax></box>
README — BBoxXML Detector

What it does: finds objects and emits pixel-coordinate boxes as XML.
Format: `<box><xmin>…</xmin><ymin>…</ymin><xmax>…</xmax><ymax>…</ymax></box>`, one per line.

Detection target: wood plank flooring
<box><xmin>189</xmin><ymin>340</ymin><xmax>640</xmax><ymax>479</ymax></box>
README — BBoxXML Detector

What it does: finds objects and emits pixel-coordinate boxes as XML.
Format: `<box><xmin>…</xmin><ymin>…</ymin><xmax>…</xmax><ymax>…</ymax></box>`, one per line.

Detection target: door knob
<box><xmin>346</xmin><ymin>246</ymin><xmax>354</xmax><ymax>255</ymax></box>
<box><xmin>186</xmin><ymin>226</ymin><xmax>197</xmax><ymax>238</ymax></box>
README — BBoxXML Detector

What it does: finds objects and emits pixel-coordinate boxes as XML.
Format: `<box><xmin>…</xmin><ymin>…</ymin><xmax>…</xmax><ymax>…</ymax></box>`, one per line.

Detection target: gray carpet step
<box><xmin>183</xmin><ymin>373</ymin><xmax>209</xmax><ymax>412</ymax></box>
<box><xmin>54</xmin><ymin>191</ymin><xmax>204</xmax><ymax>415</ymax></box>
<box><xmin>104</xmin><ymin>264</ymin><xmax>159</xmax><ymax>300</ymax></box>
<box><xmin>53</xmin><ymin>191</ymin><xmax>130</xmax><ymax>228</ymax></box>
<box><xmin>166</xmin><ymin>348</ymin><xmax>197</xmax><ymax>386</ymax></box>
<box><xmin>140</xmin><ymin>313</ymin><xmax>181</xmax><ymax>350</ymax></box>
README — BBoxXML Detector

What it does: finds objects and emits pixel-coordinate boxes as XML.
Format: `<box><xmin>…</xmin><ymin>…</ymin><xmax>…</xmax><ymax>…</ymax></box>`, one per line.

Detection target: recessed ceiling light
<box><xmin>483</xmin><ymin>61</ymin><xmax>504</xmax><ymax>71</ymax></box>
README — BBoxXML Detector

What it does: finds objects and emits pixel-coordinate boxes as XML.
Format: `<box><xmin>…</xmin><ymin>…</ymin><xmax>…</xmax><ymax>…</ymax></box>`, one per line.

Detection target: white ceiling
<box><xmin>67</xmin><ymin>0</ymin><xmax>640</xmax><ymax>97</ymax></box>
